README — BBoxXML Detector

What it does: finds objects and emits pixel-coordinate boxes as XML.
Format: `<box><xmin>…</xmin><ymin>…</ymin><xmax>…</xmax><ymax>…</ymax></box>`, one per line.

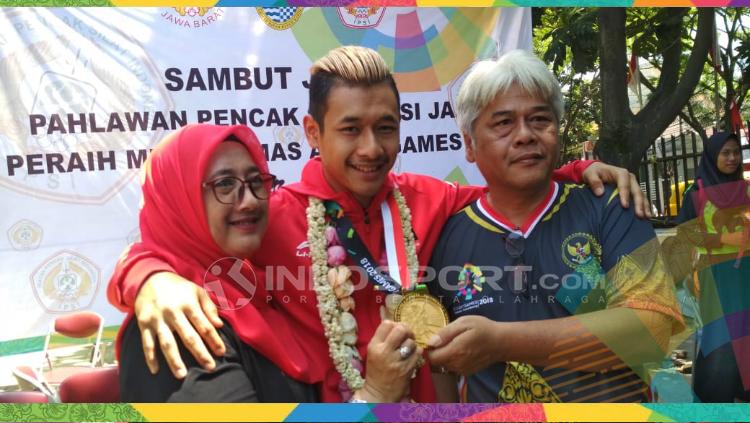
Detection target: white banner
<box><xmin>0</xmin><ymin>6</ymin><xmax>531</xmax><ymax>348</ymax></box>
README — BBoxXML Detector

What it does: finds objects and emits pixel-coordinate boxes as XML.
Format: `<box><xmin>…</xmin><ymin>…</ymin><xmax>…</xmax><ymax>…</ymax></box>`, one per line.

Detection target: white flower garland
<box><xmin>306</xmin><ymin>188</ymin><xmax>419</xmax><ymax>392</ymax></box>
<box><xmin>393</xmin><ymin>189</ymin><xmax>420</xmax><ymax>286</ymax></box>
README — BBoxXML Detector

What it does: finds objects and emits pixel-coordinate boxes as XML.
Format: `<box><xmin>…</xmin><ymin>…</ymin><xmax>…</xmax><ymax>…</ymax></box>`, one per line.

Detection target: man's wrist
<box><xmin>356</xmin><ymin>381</ymin><xmax>396</xmax><ymax>402</ymax></box>
<box><xmin>348</xmin><ymin>393</ymin><xmax>368</xmax><ymax>403</ymax></box>
<box><xmin>490</xmin><ymin>321</ymin><xmax>511</xmax><ymax>363</ymax></box>
<box><xmin>352</xmin><ymin>386</ymin><xmax>377</xmax><ymax>403</ymax></box>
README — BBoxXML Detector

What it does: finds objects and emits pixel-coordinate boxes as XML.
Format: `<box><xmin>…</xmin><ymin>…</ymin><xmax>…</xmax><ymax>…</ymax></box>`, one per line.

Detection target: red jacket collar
<box><xmin>285</xmin><ymin>157</ymin><xmax>397</xmax><ymax>214</ymax></box>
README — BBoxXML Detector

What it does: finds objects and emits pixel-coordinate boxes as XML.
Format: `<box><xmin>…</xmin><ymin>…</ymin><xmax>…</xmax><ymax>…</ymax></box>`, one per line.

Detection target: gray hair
<box><xmin>455</xmin><ymin>50</ymin><xmax>564</xmax><ymax>137</ymax></box>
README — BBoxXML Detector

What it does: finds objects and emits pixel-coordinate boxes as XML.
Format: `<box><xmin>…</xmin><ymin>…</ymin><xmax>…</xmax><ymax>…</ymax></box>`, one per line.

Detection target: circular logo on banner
<box><xmin>160</xmin><ymin>7</ymin><xmax>225</xmax><ymax>29</ymax></box>
<box><xmin>293</xmin><ymin>8</ymin><xmax>500</xmax><ymax>92</ymax></box>
<box><xmin>273</xmin><ymin>125</ymin><xmax>303</xmax><ymax>145</ymax></box>
<box><xmin>337</xmin><ymin>7</ymin><xmax>386</xmax><ymax>29</ymax></box>
<box><xmin>7</xmin><ymin>219</ymin><xmax>43</xmax><ymax>250</ymax></box>
<box><xmin>256</xmin><ymin>7</ymin><xmax>303</xmax><ymax>31</ymax></box>
<box><xmin>0</xmin><ymin>8</ymin><xmax>173</xmax><ymax>205</ymax></box>
<box><xmin>31</xmin><ymin>250</ymin><xmax>101</xmax><ymax>313</ymax></box>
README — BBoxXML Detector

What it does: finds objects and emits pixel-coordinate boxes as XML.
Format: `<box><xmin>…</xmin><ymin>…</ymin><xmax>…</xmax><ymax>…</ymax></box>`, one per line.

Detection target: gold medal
<box><xmin>393</xmin><ymin>291</ymin><xmax>449</xmax><ymax>348</ymax></box>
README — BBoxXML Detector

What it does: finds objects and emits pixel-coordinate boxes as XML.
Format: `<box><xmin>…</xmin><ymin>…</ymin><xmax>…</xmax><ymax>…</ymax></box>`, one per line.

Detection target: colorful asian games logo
<box><xmin>457</xmin><ymin>263</ymin><xmax>484</xmax><ymax>301</ymax></box>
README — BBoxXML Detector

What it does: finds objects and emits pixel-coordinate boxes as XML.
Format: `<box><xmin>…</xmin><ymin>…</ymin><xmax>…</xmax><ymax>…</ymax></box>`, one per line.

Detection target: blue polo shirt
<box><xmin>427</xmin><ymin>182</ymin><xmax>681</xmax><ymax>403</ymax></box>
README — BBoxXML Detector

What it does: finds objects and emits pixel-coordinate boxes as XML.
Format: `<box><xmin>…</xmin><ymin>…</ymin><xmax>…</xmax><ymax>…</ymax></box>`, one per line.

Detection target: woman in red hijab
<box><xmin>114</xmin><ymin>124</ymin><xmax>320</xmax><ymax>402</ymax></box>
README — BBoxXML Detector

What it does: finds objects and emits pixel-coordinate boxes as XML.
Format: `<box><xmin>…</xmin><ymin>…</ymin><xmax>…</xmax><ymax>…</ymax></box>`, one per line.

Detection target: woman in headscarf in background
<box><xmin>110</xmin><ymin>124</ymin><xmax>320</xmax><ymax>402</ymax></box>
<box><xmin>676</xmin><ymin>131</ymin><xmax>750</xmax><ymax>402</ymax></box>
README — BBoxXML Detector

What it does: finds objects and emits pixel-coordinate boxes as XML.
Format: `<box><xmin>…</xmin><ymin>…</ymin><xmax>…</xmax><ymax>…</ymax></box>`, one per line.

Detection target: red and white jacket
<box><xmin>108</xmin><ymin>157</ymin><xmax>591</xmax><ymax>402</ymax></box>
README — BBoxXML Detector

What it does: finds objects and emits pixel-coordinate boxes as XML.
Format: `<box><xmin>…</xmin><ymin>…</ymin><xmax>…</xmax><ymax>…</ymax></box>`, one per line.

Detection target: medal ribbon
<box><xmin>381</xmin><ymin>194</ymin><xmax>412</xmax><ymax>291</ymax></box>
<box><xmin>324</xmin><ymin>200</ymin><xmax>400</xmax><ymax>294</ymax></box>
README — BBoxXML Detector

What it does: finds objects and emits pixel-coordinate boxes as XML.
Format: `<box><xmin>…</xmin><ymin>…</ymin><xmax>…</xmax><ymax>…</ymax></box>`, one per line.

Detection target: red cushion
<box><xmin>58</xmin><ymin>367</ymin><xmax>119</xmax><ymax>403</ymax></box>
<box><xmin>54</xmin><ymin>312</ymin><xmax>101</xmax><ymax>338</ymax></box>
<box><xmin>0</xmin><ymin>391</ymin><xmax>49</xmax><ymax>403</ymax></box>
<box><xmin>44</xmin><ymin>366</ymin><xmax>88</xmax><ymax>386</ymax></box>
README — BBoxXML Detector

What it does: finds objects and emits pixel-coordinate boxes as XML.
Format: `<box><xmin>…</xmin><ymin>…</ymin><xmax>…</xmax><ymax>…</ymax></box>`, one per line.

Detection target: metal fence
<box><xmin>637</xmin><ymin>125</ymin><xmax>750</xmax><ymax>225</ymax></box>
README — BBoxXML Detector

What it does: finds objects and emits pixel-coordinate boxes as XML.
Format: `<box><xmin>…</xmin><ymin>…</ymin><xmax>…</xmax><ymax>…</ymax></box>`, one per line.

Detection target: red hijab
<box><xmin>121</xmin><ymin>123</ymin><xmax>319</xmax><ymax>384</ymax></box>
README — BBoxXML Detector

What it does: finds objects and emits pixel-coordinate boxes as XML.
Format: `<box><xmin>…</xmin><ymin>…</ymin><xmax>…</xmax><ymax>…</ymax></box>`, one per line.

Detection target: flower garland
<box><xmin>306</xmin><ymin>188</ymin><xmax>420</xmax><ymax>396</ymax></box>
<box><xmin>393</xmin><ymin>189</ymin><xmax>420</xmax><ymax>288</ymax></box>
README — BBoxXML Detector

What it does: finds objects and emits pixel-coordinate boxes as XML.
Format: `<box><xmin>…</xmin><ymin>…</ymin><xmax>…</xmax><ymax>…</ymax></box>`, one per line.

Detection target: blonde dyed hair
<box><xmin>308</xmin><ymin>46</ymin><xmax>400</xmax><ymax>129</ymax></box>
<box><xmin>311</xmin><ymin>46</ymin><xmax>391</xmax><ymax>84</ymax></box>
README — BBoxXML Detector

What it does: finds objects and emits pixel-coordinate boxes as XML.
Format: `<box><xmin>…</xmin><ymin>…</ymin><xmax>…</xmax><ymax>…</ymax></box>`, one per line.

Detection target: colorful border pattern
<box><xmin>1</xmin><ymin>403</ymin><xmax>750</xmax><ymax>422</ymax></box>
<box><xmin>0</xmin><ymin>2</ymin><xmax>744</xmax><ymax>421</ymax></box>
<box><xmin>2</xmin><ymin>1</ymin><xmax>750</xmax><ymax>6</ymax></box>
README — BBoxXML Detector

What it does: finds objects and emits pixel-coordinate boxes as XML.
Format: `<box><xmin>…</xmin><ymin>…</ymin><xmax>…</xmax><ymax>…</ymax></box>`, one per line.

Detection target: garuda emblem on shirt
<box><xmin>562</xmin><ymin>233</ymin><xmax>602</xmax><ymax>269</ymax></box>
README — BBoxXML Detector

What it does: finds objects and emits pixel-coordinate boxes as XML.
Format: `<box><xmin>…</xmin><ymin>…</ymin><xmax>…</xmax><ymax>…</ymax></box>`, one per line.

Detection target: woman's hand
<box><xmin>134</xmin><ymin>272</ymin><xmax>226</xmax><ymax>378</ymax></box>
<box><xmin>354</xmin><ymin>320</ymin><xmax>422</xmax><ymax>402</ymax></box>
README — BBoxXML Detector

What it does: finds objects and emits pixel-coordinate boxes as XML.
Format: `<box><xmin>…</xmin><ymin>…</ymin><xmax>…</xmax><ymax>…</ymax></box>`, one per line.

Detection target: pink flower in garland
<box><xmin>337</xmin><ymin>357</ymin><xmax>363</xmax><ymax>401</ymax></box>
<box><xmin>325</xmin><ymin>226</ymin><xmax>340</xmax><ymax>246</ymax></box>
<box><xmin>327</xmin><ymin>245</ymin><xmax>347</xmax><ymax>266</ymax></box>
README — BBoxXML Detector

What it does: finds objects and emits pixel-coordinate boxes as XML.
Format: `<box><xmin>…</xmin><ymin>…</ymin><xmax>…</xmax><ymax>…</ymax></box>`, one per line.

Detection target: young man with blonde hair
<box><xmin>109</xmin><ymin>46</ymin><xmax>649</xmax><ymax>402</ymax></box>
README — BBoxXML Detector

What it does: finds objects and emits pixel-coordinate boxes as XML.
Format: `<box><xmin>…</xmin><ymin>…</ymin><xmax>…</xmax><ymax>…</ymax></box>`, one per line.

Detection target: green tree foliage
<box><xmin>534</xmin><ymin>7</ymin><xmax>714</xmax><ymax>171</ymax></box>
<box><xmin>534</xmin><ymin>8</ymin><xmax>600</xmax><ymax>163</ymax></box>
<box><xmin>637</xmin><ymin>8</ymin><xmax>750</xmax><ymax>141</ymax></box>
<box><xmin>701</xmin><ymin>8</ymin><xmax>750</xmax><ymax>134</ymax></box>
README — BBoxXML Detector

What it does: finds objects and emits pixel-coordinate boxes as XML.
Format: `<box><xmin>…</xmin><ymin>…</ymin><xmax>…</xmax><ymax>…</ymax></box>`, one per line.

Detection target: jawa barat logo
<box><xmin>161</xmin><ymin>7</ymin><xmax>225</xmax><ymax>29</ymax></box>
